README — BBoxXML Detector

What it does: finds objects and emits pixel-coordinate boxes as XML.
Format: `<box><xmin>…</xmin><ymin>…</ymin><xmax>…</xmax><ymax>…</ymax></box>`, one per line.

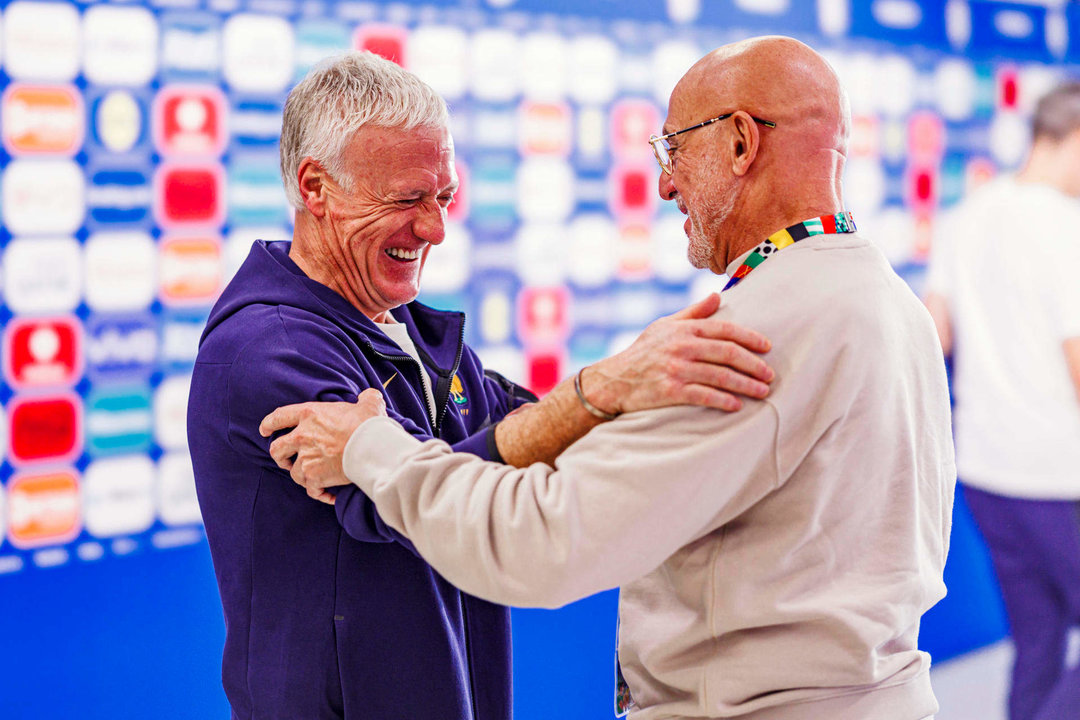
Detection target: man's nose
<box><xmin>658</xmin><ymin>170</ymin><xmax>677</xmax><ymax>201</ymax></box>
<box><xmin>414</xmin><ymin>202</ymin><xmax>446</xmax><ymax>245</ymax></box>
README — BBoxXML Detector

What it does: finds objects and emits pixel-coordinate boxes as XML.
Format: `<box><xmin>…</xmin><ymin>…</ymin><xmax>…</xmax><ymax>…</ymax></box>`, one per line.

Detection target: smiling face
<box><xmin>657</xmin><ymin>95</ymin><xmax>738</xmax><ymax>271</ymax></box>
<box><xmin>317</xmin><ymin>124</ymin><xmax>457</xmax><ymax>320</ymax></box>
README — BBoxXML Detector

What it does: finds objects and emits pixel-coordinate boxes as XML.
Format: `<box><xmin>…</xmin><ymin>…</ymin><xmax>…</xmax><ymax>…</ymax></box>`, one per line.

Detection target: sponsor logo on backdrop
<box><xmin>153</xmin><ymin>85</ymin><xmax>227</xmax><ymax>157</ymax></box>
<box><xmin>469</xmin><ymin>30</ymin><xmax>520</xmax><ymax>102</ymax></box>
<box><xmin>3</xmin><ymin>238</ymin><xmax>82</xmax><ymax>315</ymax></box>
<box><xmin>609</xmin><ymin>163</ymin><xmax>656</xmax><ymax>218</ymax></box>
<box><xmin>7</xmin><ymin>471</ymin><xmax>81</xmax><ymax>549</ymax></box>
<box><xmin>84</xmin><ymin>232</ymin><xmax>157</xmax><ymax>312</ymax></box>
<box><xmin>467</xmin><ymin>156</ymin><xmax>517</xmax><ymax>232</ymax></box>
<box><xmin>295</xmin><ymin>20</ymin><xmax>351</xmax><ymax>80</ymax></box>
<box><xmin>520</xmin><ymin>33</ymin><xmax>568</xmax><ymax>101</ymax></box>
<box><xmin>158</xmin><ymin>453</ymin><xmax>203</xmax><ymax>526</ymax></box>
<box><xmin>2</xmin><ymin>84</ymin><xmax>84</xmax><ymax>156</ymax></box>
<box><xmin>89</xmin><ymin>90</ymin><xmax>147</xmax><ymax>154</ymax></box>
<box><xmin>2</xmin><ymin>160</ymin><xmax>85</xmax><ymax>235</ymax></box>
<box><xmin>82</xmin><ymin>459</ymin><xmax>154</xmax><ymax>537</ymax></box>
<box><xmin>85</xmin><ymin>388</ymin><xmax>154</xmax><ymax>457</ymax></box>
<box><xmin>618</xmin><ymin>223</ymin><xmax>653</xmax><ymax>280</ymax></box>
<box><xmin>83</xmin><ymin>5</ymin><xmax>159</xmax><ymax>87</ymax></box>
<box><xmin>3</xmin><ymin>1</ymin><xmax>81</xmax><ymax>81</ymax></box>
<box><xmin>83</xmin><ymin>456</ymin><xmax>156</xmax><ymax>538</ymax></box>
<box><xmin>525</xmin><ymin>350</ymin><xmax>563</xmax><ymax>398</ymax></box>
<box><xmin>518</xmin><ymin>102</ymin><xmax>572</xmax><ymax>157</ymax></box>
<box><xmin>516</xmin><ymin>157</ymin><xmax>574</xmax><ymax>222</ymax></box>
<box><xmin>9</xmin><ymin>395</ymin><xmax>82</xmax><ymax>465</ymax></box>
<box><xmin>567</xmin><ymin>215</ymin><xmax>618</xmax><ymax>288</ymax></box>
<box><xmin>228</xmin><ymin>159</ymin><xmax>290</xmax><ymax>225</ymax></box>
<box><xmin>4</xmin><ymin>317</ymin><xmax>82</xmax><ymax>389</ymax></box>
<box><xmin>354</xmin><ymin>24</ymin><xmax>408</xmax><ymax>66</ymax></box>
<box><xmin>85</xmin><ymin>316</ymin><xmax>158</xmax><ymax>381</ymax></box>
<box><xmin>230</xmin><ymin>100</ymin><xmax>282</xmax><ymax>149</ymax></box>
<box><xmin>159</xmin><ymin>236</ymin><xmax>223</xmax><ymax>306</ymax></box>
<box><xmin>517</xmin><ymin>287</ymin><xmax>570</xmax><ymax>345</ymax></box>
<box><xmin>407</xmin><ymin>25</ymin><xmax>467</xmax><ymax>99</ymax></box>
<box><xmin>161</xmin><ymin>13</ymin><xmax>222</xmax><ymax>80</ymax></box>
<box><xmin>223</xmin><ymin>14</ymin><xmax>295</xmax><ymax>93</ymax></box>
<box><xmin>155</xmin><ymin>164</ymin><xmax>225</xmax><ymax>227</ymax></box>
<box><xmin>87</xmin><ymin>168</ymin><xmax>153</xmax><ymax>226</ymax></box>
<box><xmin>154</xmin><ymin>375</ymin><xmax>192</xmax><ymax>451</ymax></box>
<box><xmin>610</xmin><ymin>100</ymin><xmax>660</xmax><ymax>160</ymax></box>
<box><xmin>160</xmin><ymin>314</ymin><xmax>208</xmax><ymax>368</ymax></box>
<box><xmin>568</xmin><ymin>36</ymin><xmax>618</xmax><ymax>104</ymax></box>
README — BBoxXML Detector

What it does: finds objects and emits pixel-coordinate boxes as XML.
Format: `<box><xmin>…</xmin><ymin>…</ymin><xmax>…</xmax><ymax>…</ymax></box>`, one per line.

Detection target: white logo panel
<box><xmin>3</xmin><ymin>1</ymin><xmax>81</xmax><ymax>81</ymax></box>
<box><xmin>4</xmin><ymin>238</ymin><xmax>82</xmax><ymax>315</ymax></box>
<box><xmin>83</xmin><ymin>456</ymin><xmax>156</xmax><ymax>538</ymax></box>
<box><xmin>2</xmin><ymin>160</ymin><xmax>85</xmax><ymax>235</ymax></box>
<box><xmin>84</xmin><ymin>233</ymin><xmax>157</xmax><ymax>312</ymax></box>
<box><xmin>83</xmin><ymin>5</ymin><xmax>159</xmax><ymax>87</ymax></box>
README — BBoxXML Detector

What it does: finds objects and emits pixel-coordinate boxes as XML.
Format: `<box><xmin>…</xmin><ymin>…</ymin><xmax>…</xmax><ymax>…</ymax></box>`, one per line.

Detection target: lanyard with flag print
<box><xmin>722</xmin><ymin>211</ymin><xmax>857</xmax><ymax>292</ymax></box>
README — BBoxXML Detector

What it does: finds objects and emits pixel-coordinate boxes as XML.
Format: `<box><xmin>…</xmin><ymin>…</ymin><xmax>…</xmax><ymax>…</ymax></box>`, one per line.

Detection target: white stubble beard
<box><xmin>685</xmin><ymin>180</ymin><xmax>738</xmax><ymax>270</ymax></box>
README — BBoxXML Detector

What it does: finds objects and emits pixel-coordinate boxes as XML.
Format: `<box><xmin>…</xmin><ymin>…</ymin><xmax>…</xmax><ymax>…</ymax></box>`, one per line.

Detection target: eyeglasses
<box><xmin>649</xmin><ymin>112</ymin><xmax>777</xmax><ymax>175</ymax></box>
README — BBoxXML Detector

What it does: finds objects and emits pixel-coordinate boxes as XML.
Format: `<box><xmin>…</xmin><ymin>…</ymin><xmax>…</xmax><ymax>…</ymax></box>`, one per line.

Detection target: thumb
<box><xmin>670</xmin><ymin>292</ymin><xmax>720</xmax><ymax>320</ymax></box>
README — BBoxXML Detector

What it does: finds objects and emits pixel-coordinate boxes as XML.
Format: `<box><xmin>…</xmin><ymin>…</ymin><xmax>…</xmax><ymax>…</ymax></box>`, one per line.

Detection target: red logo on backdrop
<box><xmin>10</xmin><ymin>395</ymin><xmax>82</xmax><ymax>464</ymax></box>
<box><xmin>998</xmin><ymin>69</ymin><xmax>1019</xmax><ymax>110</ymax></box>
<box><xmin>153</xmin><ymin>85</ymin><xmax>227</xmax><ymax>156</ymax></box>
<box><xmin>156</xmin><ymin>163</ymin><xmax>225</xmax><ymax>227</ymax></box>
<box><xmin>448</xmin><ymin>161</ymin><xmax>469</xmax><ymax>222</ymax></box>
<box><xmin>4</xmin><ymin>316</ymin><xmax>81</xmax><ymax>388</ymax></box>
<box><xmin>610</xmin><ymin>100</ymin><xmax>660</xmax><ymax>160</ymax></box>
<box><xmin>354</xmin><ymin>25</ymin><xmax>408</xmax><ymax>66</ymax></box>
<box><xmin>7</xmin><ymin>471</ymin><xmax>81</xmax><ymax>549</ymax></box>
<box><xmin>517</xmin><ymin>287</ymin><xmax>570</xmax><ymax>345</ymax></box>
<box><xmin>907</xmin><ymin>165</ymin><xmax>937</xmax><ymax>213</ymax></box>
<box><xmin>526</xmin><ymin>351</ymin><xmax>562</xmax><ymax>398</ymax></box>
<box><xmin>609</xmin><ymin>164</ymin><xmax>656</xmax><ymax>218</ymax></box>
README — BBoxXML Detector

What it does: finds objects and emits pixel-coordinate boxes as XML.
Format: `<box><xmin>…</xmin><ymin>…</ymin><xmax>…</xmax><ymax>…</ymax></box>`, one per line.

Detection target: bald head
<box><xmin>658</xmin><ymin>36</ymin><xmax>850</xmax><ymax>272</ymax></box>
<box><xmin>673</xmin><ymin>36</ymin><xmax>849</xmax><ymax>159</ymax></box>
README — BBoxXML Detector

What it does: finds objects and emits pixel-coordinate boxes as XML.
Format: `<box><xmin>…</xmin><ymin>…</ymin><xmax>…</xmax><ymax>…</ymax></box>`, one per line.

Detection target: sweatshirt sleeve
<box><xmin>340</xmin><ymin>401</ymin><xmax>781</xmax><ymax>609</ymax></box>
<box><xmin>224</xmin><ymin>314</ymin><xmax>418</xmax><ymax>549</ymax></box>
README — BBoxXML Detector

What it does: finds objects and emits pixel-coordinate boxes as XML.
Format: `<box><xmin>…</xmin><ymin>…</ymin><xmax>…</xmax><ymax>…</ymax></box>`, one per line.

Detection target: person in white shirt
<box><xmin>923</xmin><ymin>81</ymin><xmax>1080</xmax><ymax>720</ymax></box>
<box><xmin>261</xmin><ymin>36</ymin><xmax>955</xmax><ymax>720</ymax></box>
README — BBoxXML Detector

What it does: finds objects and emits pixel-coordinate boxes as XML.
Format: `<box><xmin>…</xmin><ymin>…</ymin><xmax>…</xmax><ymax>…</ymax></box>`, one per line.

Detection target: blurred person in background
<box><xmin>264</xmin><ymin>37</ymin><xmax>955</xmax><ymax>720</ymax></box>
<box><xmin>187</xmin><ymin>51</ymin><xmax>776</xmax><ymax>720</ymax></box>
<box><xmin>923</xmin><ymin>81</ymin><xmax>1080</xmax><ymax>720</ymax></box>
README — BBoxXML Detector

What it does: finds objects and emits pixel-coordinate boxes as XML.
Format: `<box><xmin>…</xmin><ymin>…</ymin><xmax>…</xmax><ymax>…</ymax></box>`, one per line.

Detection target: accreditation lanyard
<box><xmin>722</xmin><ymin>211</ymin><xmax>857</xmax><ymax>292</ymax></box>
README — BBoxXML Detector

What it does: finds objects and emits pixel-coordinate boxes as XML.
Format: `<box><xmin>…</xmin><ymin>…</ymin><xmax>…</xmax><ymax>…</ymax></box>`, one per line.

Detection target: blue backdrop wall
<box><xmin>1</xmin><ymin>0</ymin><xmax>1071</xmax><ymax>716</ymax></box>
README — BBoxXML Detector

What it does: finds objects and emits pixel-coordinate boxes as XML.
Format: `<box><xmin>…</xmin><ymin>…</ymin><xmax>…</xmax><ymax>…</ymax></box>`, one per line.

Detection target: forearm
<box><xmin>493</xmin><ymin>368</ymin><xmax>610</xmax><ymax>467</ymax></box>
<box><xmin>1065</xmin><ymin>337</ymin><xmax>1080</xmax><ymax>406</ymax></box>
<box><xmin>347</xmin><ymin>417</ymin><xmax>621</xmax><ymax>608</ymax></box>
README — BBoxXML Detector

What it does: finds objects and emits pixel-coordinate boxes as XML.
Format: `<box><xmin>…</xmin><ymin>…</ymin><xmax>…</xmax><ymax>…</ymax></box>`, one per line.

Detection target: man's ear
<box><xmin>728</xmin><ymin>112</ymin><xmax>761</xmax><ymax>177</ymax></box>
<box><xmin>297</xmin><ymin>158</ymin><xmax>330</xmax><ymax>218</ymax></box>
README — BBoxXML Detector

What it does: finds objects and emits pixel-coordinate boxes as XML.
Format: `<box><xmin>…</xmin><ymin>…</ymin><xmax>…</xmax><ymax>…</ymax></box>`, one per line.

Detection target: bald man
<box><xmin>262</xmin><ymin>37</ymin><xmax>955</xmax><ymax>720</ymax></box>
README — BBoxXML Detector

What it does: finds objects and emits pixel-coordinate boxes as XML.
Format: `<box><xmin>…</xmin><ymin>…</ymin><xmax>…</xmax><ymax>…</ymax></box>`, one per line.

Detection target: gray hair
<box><xmin>280</xmin><ymin>51</ymin><xmax>450</xmax><ymax>210</ymax></box>
<box><xmin>1032</xmin><ymin>81</ymin><xmax>1080</xmax><ymax>143</ymax></box>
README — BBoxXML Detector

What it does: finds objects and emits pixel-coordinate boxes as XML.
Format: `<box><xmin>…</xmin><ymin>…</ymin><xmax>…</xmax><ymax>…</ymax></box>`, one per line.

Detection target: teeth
<box><xmin>386</xmin><ymin>248</ymin><xmax>420</xmax><ymax>260</ymax></box>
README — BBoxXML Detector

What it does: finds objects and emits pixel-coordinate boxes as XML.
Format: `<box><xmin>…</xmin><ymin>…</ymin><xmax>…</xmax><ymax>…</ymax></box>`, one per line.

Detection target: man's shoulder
<box><xmin>199</xmin><ymin>303</ymin><xmax>362</xmax><ymax>365</ymax></box>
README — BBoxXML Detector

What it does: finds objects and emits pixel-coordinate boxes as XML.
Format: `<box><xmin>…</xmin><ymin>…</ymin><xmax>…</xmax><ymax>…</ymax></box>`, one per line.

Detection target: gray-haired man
<box><xmin>188</xmin><ymin>51</ymin><xmax>775</xmax><ymax>719</ymax></box>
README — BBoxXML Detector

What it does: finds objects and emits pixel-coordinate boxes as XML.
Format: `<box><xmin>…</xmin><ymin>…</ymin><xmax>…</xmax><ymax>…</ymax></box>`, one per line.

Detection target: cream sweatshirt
<box><xmin>342</xmin><ymin>233</ymin><xmax>956</xmax><ymax>719</ymax></box>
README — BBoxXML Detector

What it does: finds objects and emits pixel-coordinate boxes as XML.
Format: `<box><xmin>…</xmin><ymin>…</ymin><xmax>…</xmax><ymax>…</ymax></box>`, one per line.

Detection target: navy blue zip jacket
<box><xmin>188</xmin><ymin>240</ymin><xmax>533</xmax><ymax>720</ymax></box>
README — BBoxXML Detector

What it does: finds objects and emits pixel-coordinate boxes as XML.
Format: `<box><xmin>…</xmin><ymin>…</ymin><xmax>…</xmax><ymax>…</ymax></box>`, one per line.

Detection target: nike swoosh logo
<box><xmin>382</xmin><ymin>372</ymin><xmax>398</xmax><ymax>389</ymax></box>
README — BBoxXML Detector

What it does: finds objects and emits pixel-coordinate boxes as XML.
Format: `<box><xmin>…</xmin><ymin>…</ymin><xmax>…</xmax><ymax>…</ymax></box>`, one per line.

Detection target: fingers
<box><xmin>669</xmin><ymin>293</ymin><xmax>721</xmax><ymax>321</ymax></box>
<box><xmin>677</xmin><ymin>358</ymin><xmax>771</xmax><ymax>400</ymax></box>
<box><xmin>259</xmin><ymin>404</ymin><xmax>307</xmax><ymax>437</ymax></box>
<box><xmin>690</xmin><ymin>318</ymin><xmax>772</xmax><ymax>355</ymax></box>
<box><xmin>676</xmin><ymin>384</ymin><xmax>743</xmax><ymax>412</ymax></box>
<box><xmin>357</xmin><ymin>387</ymin><xmax>386</xmax><ymax>406</ymax></box>
<box><xmin>685</xmin><ymin>337</ymin><xmax>774</xmax><ymax>387</ymax></box>
<box><xmin>269</xmin><ymin>432</ymin><xmax>301</xmax><ymax>470</ymax></box>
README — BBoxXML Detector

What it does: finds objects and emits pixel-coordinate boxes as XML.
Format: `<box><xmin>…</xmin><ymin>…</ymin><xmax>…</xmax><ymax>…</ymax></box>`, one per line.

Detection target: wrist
<box><xmin>576</xmin><ymin>365</ymin><xmax>621</xmax><ymax>420</ymax></box>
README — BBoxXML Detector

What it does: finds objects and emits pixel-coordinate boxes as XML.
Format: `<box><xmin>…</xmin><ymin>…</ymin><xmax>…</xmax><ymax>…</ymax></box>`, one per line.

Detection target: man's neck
<box><xmin>717</xmin><ymin>204</ymin><xmax>844</xmax><ymax>272</ymax></box>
